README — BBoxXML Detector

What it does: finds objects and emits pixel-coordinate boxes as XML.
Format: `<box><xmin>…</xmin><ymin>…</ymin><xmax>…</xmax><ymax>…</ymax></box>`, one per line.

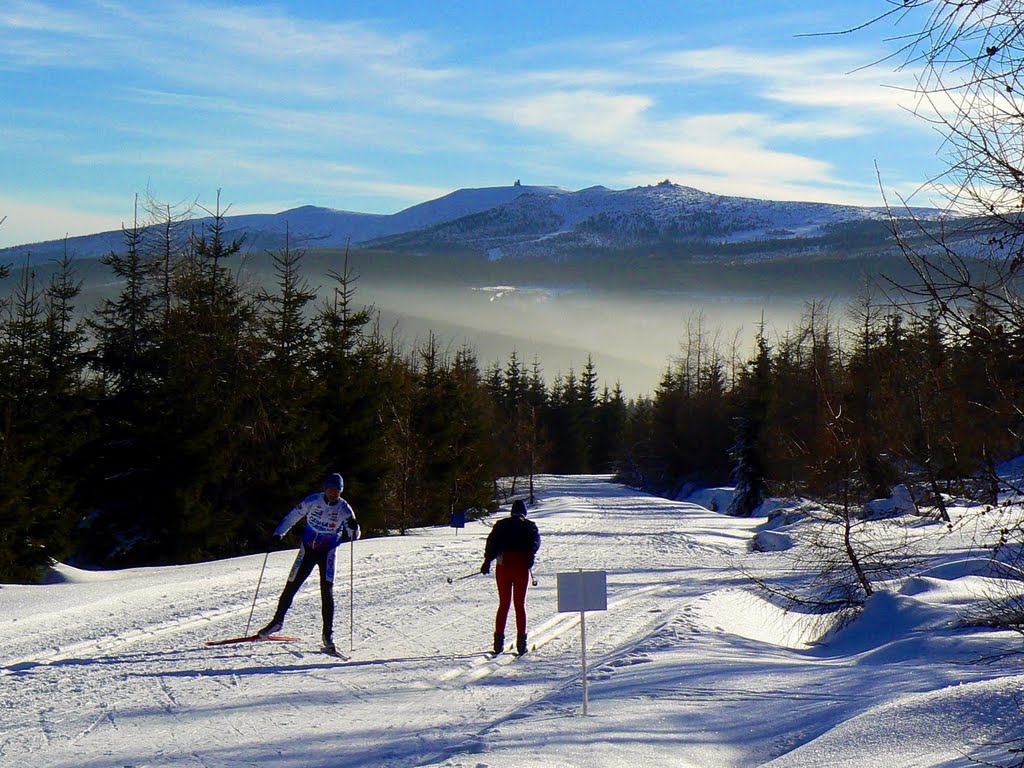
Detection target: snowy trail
<box><xmin>2</xmin><ymin>474</ymin><xmax>1021</xmax><ymax>768</ymax></box>
<box><xmin>0</xmin><ymin>475</ymin><xmax>750</xmax><ymax>768</ymax></box>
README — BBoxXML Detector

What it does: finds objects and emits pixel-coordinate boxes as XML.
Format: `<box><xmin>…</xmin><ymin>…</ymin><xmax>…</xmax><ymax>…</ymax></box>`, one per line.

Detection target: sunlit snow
<box><xmin>2</xmin><ymin>475</ymin><xmax>1022</xmax><ymax>767</ymax></box>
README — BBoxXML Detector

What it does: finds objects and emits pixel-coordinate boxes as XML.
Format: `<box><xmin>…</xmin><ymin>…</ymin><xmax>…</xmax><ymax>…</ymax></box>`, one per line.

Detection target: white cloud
<box><xmin>482</xmin><ymin>89</ymin><xmax>850</xmax><ymax>193</ymax></box>
<box><xmin>176</xmin><ymin>2</ymin><xmax>427</xmax><ymax>63</ymax></box>
<box><xmin>496</xmin><ymin>90</ymin><xmax>653</xmax><ymax>143</ymax></box>
<box><xmin>0</xmin><ymin>1</ymin><xmax>122</xmax><ymax>70</ymax></box>
<box><xmin>0</xmin><ymin>196</ymin><xmax>125</xmax><ymax>249</ymax></box>
<box><xmin>655</xmin><ymin>45</ymin><xmax>922</xmax><ymax>117</ymax></box>
<box><xmin>0</xmin><ymin>0</ymin><xmax>100</xmax><ymax>35</ymax></box>
<box><xmin>667</xmin><ymin>111</ymin><xmax>867</xmax><ymax>143</ymax></box>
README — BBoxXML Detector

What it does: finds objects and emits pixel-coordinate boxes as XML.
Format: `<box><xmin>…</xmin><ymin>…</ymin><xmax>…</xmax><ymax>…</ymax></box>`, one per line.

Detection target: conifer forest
<box><xmin>3</xmin><ymin>191</ymin><xmax>1024</xmax><ymax>585</ymax></box>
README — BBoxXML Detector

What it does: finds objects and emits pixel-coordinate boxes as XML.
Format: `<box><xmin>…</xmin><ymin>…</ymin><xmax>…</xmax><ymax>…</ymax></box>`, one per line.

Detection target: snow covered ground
<box><xmin>2</xmin><ymin>475</ymin><xmax>1023</xmax><ymax>768</ymax></box>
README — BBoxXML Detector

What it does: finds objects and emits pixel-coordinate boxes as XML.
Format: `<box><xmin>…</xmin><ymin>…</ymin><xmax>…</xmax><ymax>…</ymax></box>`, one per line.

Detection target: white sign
<box><xmin>555</xmin><ymin>570</ymin><xmax>608</xmax><ymax>716</ymax></box>
<box><xmin>557</xmin><ymin>570</ymin><xmax>608</xmax><ymax>613</ymax></box>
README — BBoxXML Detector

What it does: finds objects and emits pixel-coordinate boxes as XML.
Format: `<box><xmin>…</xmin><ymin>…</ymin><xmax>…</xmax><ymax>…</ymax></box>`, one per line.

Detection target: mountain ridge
<box><xmin>0</xmin><ymin>180</ymin><xmax>947</xmax><ymax>263</ymax></box>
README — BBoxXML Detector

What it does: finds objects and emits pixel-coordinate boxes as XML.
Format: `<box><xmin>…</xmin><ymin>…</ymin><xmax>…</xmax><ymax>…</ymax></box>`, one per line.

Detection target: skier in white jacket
<box><xmin>257</xmin><ymin>473</ymin><xmax>359</xmax><ymax>652</ymax></box>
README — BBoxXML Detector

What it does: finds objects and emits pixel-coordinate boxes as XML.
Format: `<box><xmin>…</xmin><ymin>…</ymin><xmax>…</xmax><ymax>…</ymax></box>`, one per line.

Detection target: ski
<box><xmin>489</xmin><ymin>644</ymin><xmax>535</xmax><ymax>658</ymax></box>
<box><xmin>205</xmin><ymin>634</ymin><xmax>301</xmax><ymax>646</ymax></box>
<box><xmin>322</xmin><ymin>646</ymin><xmax>348</xmax><ymax>660</ymax></box>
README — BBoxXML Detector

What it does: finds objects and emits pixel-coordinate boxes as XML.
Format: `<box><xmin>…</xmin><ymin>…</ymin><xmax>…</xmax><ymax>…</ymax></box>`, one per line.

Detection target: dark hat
<box><xmin>511</xmin><ymin>499</ymin><xmax>527</xmax><ymax>517</ymax></box>
<box><xmin>323</xmin><ymin>473</ymin><xmax>344</xmax><ymax>491</ymax></box>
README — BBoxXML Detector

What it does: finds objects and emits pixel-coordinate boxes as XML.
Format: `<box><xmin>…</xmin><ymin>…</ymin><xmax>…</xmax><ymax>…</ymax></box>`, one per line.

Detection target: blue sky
<box><xmin>0</xmin><ymin>1</ymin><xmax>944</xmax><ymax>248</ymax></box>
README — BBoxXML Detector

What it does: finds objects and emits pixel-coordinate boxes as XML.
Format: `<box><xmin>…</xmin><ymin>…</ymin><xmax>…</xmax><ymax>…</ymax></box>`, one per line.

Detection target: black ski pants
<box><xmin>270</xmin><ymin>543</ymin><xmax>337</xmax><ymax>634</ymax></box>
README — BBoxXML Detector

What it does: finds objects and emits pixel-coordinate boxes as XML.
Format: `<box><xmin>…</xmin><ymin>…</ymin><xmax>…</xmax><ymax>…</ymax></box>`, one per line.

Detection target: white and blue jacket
<box><xmin>274</xmin><ymin>492</ymin><xmax>360</xmax><ymax>551</ymax></box>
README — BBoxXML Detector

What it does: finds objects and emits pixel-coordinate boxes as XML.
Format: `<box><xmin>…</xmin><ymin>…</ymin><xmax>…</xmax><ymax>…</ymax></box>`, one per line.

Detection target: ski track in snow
<box><xmin>1</xmin><ymin>474</ymin><xmax>1020</xmax><ymax>768</ymax></box>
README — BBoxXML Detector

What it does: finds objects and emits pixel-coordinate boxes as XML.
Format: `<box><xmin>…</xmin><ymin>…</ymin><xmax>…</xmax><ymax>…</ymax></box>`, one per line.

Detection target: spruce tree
<box><xmin>728</xmin><ymin>325</ymin><xmax>772</xmax><ymax>516</ymax></box>
<box><xmin>311</xmin><ymin>251</ymin><xmax>386</xmax><ymax>533</ymax></box>
<box><xmin>153</xmin><ymin>195</ymin><xmax>256</xmax><ymax>563</ymax></box>
<box><xmin>246</xmin><ymin>224</ymin><xmax>321</xmax><ymax>543</ymax></box>
<box><xmin>79</xmin><ymin>207</ymin><xmax>166</xmax><ymax>565</ymax></box>
<box><xmin>408</xmin><ymin>332</ymin><xmax>459</xmax><ymax>525</ymax></box>
<box><xmin>592</xmin><ymin>383</ymin><xmax>628</xmax><ymax>473</ymax></box>
<box><xmin>0</xmin><ymin>256</ymin><xmax>79</xmax><ymax>580</ymax></box>
<box><xmin>444</xmin><ymin>344</ymin><xmax>498</xmax><ymax>517</ymax></box>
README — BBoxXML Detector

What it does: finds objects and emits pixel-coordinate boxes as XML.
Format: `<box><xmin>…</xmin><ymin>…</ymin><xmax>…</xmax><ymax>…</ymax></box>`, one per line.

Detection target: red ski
<box><xmin>205</xmin><ymin>634</ymin><xmax>301</xmax><ymax>646</ymax></box>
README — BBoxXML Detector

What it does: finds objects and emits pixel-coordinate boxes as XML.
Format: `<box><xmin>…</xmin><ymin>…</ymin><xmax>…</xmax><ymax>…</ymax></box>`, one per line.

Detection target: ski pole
<box><xmin>446</xmin><ymin>571</ymin><xmax>478</xmax><ymax>583</ymax></box>
<box><xmin>349</xmin><ymin>533</ymin><xmax>355</xmax><ymax>652</ymax></box>
<box><xmin>244</xmin><ymin>550</ymin><xmax>271</xmax><ymax>637</ymax></box>
<box><xmin>530</xmin><ymin>569</ymin><xmax>538</xmax><ymax>587</ymax></box>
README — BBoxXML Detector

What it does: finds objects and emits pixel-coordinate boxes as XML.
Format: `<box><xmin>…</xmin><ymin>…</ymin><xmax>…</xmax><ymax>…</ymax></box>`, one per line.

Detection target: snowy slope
<box><xmin>2</xmin><ymin>474</ymin><xmax>1020</xmax><ymax>768</ymax></box>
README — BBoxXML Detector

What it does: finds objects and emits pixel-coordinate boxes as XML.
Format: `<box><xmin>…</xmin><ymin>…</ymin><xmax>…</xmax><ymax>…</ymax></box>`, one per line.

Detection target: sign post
<box><xmin>556</xmin><ymin>570</ymin><xmax>608</xmax><ymax>715</ymax></box>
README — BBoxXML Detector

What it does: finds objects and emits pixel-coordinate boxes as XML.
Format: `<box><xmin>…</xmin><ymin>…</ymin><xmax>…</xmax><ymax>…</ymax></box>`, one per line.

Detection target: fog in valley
<box><xmin>1</xmin><ymin>248</ymin><xmax>871</xmax><ymax>399</ymax></box>
<box><xmin>360</xmin><ymin>279</ymin><xmax>831</xmax><ymax>398</ymax></box>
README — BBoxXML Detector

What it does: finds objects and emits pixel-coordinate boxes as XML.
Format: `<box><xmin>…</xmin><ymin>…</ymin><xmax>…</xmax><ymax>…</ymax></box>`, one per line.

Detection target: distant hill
<box><xmin>0</xmin><ymin>183</ymin><xmax>567</xmax><ymax>263</ymax></box>
<box><xmin>0</xmin><ymin>180</ymin><xmax>949</xmax><ymax>264</ymax></box>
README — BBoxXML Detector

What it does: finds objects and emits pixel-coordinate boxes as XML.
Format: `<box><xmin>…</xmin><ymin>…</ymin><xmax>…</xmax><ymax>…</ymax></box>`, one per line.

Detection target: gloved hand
<box><xmin>270</xmin><ymin>532</ymin><xmax>283</xmax><ymax>547</ymax></box>
<box><xmin>480</xmin><ymin>559</ymin><xmax>491</xmax><ymax>575</ymax></box>
<box><xmin>346</xmin><ymin>517</ymin><xmax>358</xmax><ymax>531</ymax></box>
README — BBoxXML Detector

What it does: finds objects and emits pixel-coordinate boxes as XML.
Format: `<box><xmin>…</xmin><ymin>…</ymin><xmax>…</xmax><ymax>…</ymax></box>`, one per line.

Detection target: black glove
<box><xmin>270</xmin><ymin>533</ymin><xmax>283</xmax><ymax>546</ymax></box>
<box><xmin>480</xmin><ymin>559</ymin><xmax>491</xmax><ymax>575</ymax></box>
<box><xmin>346</xmin><ymin>517</ymin><xmax>358</xmax><ymax>531</ymax></box>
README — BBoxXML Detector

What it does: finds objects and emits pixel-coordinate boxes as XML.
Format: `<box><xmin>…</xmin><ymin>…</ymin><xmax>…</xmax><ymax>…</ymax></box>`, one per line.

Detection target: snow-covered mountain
<box><xmin>0</xmin><ymin>183</ymin><xmax>567</xmax><ymax>262</ymax></box>
<box><xmin>0</xmin><ymin>180</ymin><xmax>945</xmax><ymax>263</ymax></box>
<box><xmin>200</xmin><ymin>183</ymin><xmax>570</xmax><ymax>251</ymax></box>
<box><xmin>369</xmin><ymin>180</ymin><xmax>945</xmax><ymax>260</ymax></box>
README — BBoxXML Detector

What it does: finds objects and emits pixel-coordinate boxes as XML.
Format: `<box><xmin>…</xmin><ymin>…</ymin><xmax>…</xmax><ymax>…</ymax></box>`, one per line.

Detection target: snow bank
<box><xmin>692</xmin><ymin>588</ymin><xmax>817</xmax><ymax>649</ymax></box>
<box><xmin>762</xmin><ymin>676</ymin><xmax>1024</xmax><ymax>768</ymax></box>
<box><xmin>680</xmin><ymin>485</ymin><xmax>735</xmax><ymax>512</ymax></box>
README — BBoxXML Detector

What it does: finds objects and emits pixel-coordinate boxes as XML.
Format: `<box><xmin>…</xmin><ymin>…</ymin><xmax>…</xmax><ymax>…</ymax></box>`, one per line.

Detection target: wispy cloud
<box><xmin>0</xmin><ymin>1</ymin><xmax>943</xmax><ymax>244</ymax></box>
<box><xmin>1</xmin><ymin>0</ymin><xmax>103</xmax><ymax>36</ymax></box>
<box><xmin>495</xmin><ymin>90</ymin><xmax>654</xmax><ymax>143</ymax></box>
<box><xmin>654</xmin><ymin>45</ymin><xmax>922</xmax><ymax>115</ymax></box>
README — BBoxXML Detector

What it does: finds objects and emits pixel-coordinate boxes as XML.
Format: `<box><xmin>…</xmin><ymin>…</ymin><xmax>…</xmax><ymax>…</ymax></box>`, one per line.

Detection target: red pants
<box><xmin>494</xmin><ymin>551</ymin><xmax>531</xmax><ymax>636</ymax></box>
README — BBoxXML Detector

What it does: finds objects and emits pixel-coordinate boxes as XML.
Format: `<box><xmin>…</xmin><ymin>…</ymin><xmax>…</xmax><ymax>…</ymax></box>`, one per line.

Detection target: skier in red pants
<box><xmin>481</xmin><ymin>498</ymin><xmax>541</xmax><ymax>655</ymax></box>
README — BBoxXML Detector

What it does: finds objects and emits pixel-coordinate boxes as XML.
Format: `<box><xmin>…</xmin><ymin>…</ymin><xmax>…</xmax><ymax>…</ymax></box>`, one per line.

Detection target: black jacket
<box><xmin>484</xmin><ymin>515</ymin><xmax>541</xmax><ymax>564</ymax></box>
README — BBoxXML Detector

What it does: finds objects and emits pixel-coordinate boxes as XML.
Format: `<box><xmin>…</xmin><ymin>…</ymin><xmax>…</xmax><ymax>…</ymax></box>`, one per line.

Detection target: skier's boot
<box><xmin>257</xmin><ymin>619</ymin><xmax>283</xmax><ymax>639</ymax></box>
<box><xmin>493</xmin><ymin>632</ymin><xmax>504</xmax><ymax>655</ymax></box>
<box><xmin>322</xmin><ymin>629</ymin><xmax>336</xmax><ymax>654</ymax></box>
<box><xmin>516</xmin><ymin>633</ymin><xmax>528</xmax><ymax>655</ymax></box>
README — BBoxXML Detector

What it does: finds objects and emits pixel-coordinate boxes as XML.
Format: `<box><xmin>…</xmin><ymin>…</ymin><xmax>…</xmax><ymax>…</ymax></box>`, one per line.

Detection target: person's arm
<box><xmin>482</xmin><ymin>523</ymin><xmax>502</xmax><ymax>572</ymax></box>
<box><xmin>344</xmin><ymin>503</ymin><xmax>360</xmax><ymax>541</ymax></box>
<box><xmin>528</xmin><ymin>522</ymin><xmax>541</xmax><ymax>568</ymax></box>
<box><xmin>483</xmin><ymin>522</ymin><xmax>503</xmax><ymax>561</ymax></box>
<box><xmin>273</xmin><ymin>496</ymin><xmax>309</xmax><ymax>538</ymax></box>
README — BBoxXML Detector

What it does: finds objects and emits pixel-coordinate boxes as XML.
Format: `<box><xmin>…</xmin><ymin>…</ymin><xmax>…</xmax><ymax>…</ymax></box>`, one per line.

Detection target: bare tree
<box><xmin>855</xmin><ymin>2</ymin><xmax>1024</xmax><ymax>333</ymax></box>
<box><xmin>747</xmin><ymin>395</ymin><xmax>927</xmax><ymax>636</ymax></box>
<box><xmin>853</xmin><ymin>14</ymin><xmax>1024</xmax><ymax>765</ymax></box>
